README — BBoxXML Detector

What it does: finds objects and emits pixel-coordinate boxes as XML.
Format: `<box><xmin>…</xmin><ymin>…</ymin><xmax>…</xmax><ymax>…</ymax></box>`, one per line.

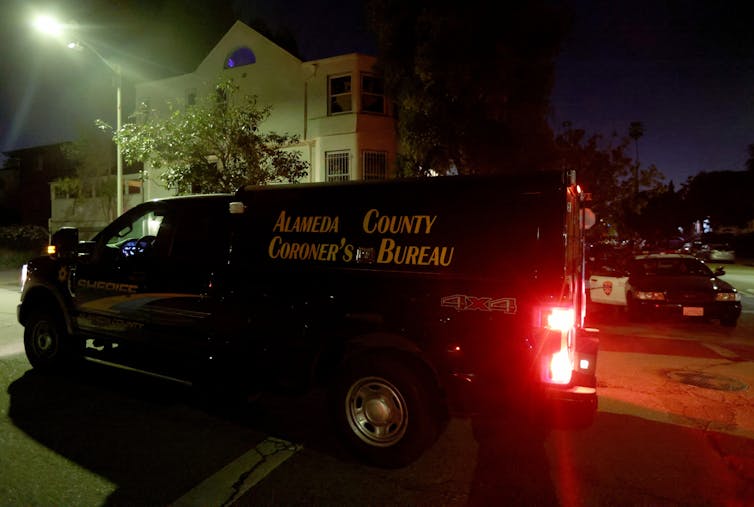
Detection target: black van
<box><xmin>18</xmin><ymin>171</ymin><xmax>598</xmax><ymax>467</ymax></box>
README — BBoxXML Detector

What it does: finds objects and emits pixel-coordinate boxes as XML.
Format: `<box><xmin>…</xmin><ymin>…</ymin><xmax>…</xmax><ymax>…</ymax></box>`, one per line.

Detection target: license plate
<box><xmin>683</xmin><ymin>307</ymin><xmax>704</xmax><ymax>316</ymax></box>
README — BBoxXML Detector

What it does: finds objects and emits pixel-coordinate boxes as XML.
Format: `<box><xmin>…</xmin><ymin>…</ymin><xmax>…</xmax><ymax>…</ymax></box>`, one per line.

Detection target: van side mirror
<box><xmin>714</xmin><ymin>267</ymin><xmax>725</xmax><ymax>277</ymax></box>
<box><xmin>50</xmin><ymin>227</ymin><xmax>79</xmax><ymax>259</ymax></box>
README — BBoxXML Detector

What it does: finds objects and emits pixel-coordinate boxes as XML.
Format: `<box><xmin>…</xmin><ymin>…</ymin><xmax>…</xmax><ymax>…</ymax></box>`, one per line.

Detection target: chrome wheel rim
<box><xmin>33</xmin><ymin>321</ymin><xmax>57</xmax><ymax>357</ymax></box>
<box><xmin>345</xmin><ymin>376</ymin><xmax>408</xmax><ymax>447</ymax></box>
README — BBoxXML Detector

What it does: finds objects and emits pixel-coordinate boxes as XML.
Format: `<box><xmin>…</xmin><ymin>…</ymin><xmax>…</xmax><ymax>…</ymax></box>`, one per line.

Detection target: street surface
<box><xmin>1</xmin><ymin>264</ymin><xmax>754</xmax><ymax>506</ymax></box>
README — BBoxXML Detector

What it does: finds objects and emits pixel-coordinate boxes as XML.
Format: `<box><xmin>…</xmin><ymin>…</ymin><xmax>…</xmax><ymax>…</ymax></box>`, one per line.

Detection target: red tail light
<box><xmin>545</xmin><ymin>308</ymin><xmax>575</xmax><ymax>332</ymax></box>
<box><xmin>540</xmin><ymin>306</ymin><xmax>576</xmax><ymax>385</ymax></box>
<box><xmin>548</xmin><ymin>350</ymin><xmax>573</xmax><ymax>384</ymax></box>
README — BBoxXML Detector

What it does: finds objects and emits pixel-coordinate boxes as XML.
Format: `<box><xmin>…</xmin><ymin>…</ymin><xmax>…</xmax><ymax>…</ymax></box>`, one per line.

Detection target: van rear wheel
<box><xmin>333</xmin><ymin>354</ymin><xmax>441</xmax><ymax>468</ymax></box>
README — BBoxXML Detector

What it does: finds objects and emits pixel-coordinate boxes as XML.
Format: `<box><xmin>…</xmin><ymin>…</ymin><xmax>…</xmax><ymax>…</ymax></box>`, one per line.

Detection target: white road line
<box><xmin>172</xmin><ymin>437</ymin><xmax>302</xmax><ymax>507</ymax></box>
<box><xmin>701</xmin><ymin>342</ymin><xmax>740</xmax><ymax>360</ymax></box>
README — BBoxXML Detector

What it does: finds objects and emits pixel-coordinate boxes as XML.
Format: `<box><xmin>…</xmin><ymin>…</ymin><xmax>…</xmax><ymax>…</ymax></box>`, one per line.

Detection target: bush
<box><xmin>0</xmin><ymin>225</ymin><xmax>49</xmax><ymax>270</ymax></box>
<box><xmin>0</xmin><ymin>225</ymin><xmax>49</xmax><ymax>251</ymax></box>
<box><xmin>0</xmin><ymin>247</ymin><xmax>40</xmax><ymax>270</ymax></box>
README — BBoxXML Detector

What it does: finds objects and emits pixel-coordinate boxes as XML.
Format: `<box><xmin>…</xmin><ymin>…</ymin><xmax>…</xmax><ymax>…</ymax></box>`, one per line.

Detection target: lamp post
<box><xmin>32</xmin><ymin>15</ymin><xmax>124</xmax><ymax>216</ymax></box>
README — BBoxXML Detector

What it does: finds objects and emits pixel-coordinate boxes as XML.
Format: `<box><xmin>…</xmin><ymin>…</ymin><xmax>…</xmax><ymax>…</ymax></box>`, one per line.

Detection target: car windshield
<box><xmin>630</xmin><ymin>258</ymin><xmax>713</xmax><ymax>277</ymax></box>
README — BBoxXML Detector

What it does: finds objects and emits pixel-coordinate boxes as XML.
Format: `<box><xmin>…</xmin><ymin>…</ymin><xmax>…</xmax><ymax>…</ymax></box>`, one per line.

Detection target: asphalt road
<box><xmin>2</xmin><ymin>266</ymin><xmax>754</xmax><ymax>505</ymax></box>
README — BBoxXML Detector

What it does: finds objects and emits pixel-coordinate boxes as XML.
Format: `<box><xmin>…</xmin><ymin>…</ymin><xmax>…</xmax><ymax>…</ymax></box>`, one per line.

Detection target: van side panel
<box><xmin>227</xmin><ymin>174</ymin><xmax>570</xmax><ymax>411</ymax></box>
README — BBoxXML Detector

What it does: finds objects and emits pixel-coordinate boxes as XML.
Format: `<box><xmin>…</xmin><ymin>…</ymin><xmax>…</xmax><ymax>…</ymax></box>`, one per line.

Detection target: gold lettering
<box><xmin>363</xmin><ymin>209</ymin><xmax>379</xmax><ymax>233</ymax></box>
<box><xmin>362</xmin><ymin>209</ymin><xmax>438</xmax><ymax>234</ymax></box>
<box><xmin>268</xmin><ymin>236</ymin><xmax>348</xmax><ymax>262</ymax></box>
<box><xmin>376</xmin><ymin>239</ymin><xmax>454</xmax><ymax>266</ymax></box>
<box><xmin>273</xmin><ymin>211</ymin><xmax>287</xmax><ymax>232</ymax></box>
<box><xmin>273</xmin><ymin>211</ymin><xmax>340</xmax><ymax>233</ymax></box>
<box><xmin>342</xmin><ymin>244</ymin><xmax>354</xmax><ymax>262</ymax></box>
<box><xmin>376</xmin><ymin>238</ymin><xmax>395</xmax><ymax>263</ymax></box>
<box><xmin>439</xmin><ymin>247</ymin><xmax>454</xmax><ymax>266</ymax></box>
<box><xmin>405</xmin><ymin>245</ymin><xmax>420</xmax><ymax>264</ymax></box>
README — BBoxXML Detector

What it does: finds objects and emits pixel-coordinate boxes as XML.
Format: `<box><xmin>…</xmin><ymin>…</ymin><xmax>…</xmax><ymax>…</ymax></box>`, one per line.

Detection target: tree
<box><xmin>61</xmin><ymin>125</ymin><xmax>121</xmax><ymax>222</ymax></box>
<box><xmin>555</xmin><ymin>124</ymin><xmax>666</xmax><ymax>238</ymax></box>
<box><xmin>365</xmin><ymin>0</ymin><xmax>569</xmax><ymax>175</ymax></box>
<box><xmin>680</xmin><ymin>171</ymin><xmax>754</xmax><ymax>229</ymax></box>
<box><xmin>107</xmin><ymin>79</ymin><xmax>309</xmax><ymax>194</ymax></box>
<box><xmin>746</xmin><ymin>143</ymin><xmax>754</xmax><ymax>172</ymax></box>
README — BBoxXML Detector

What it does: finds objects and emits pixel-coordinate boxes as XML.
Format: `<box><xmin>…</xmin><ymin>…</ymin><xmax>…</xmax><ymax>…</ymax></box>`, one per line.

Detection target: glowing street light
<box><xmin>32</xmin><ymin>15</ymin><xmax>124</xmax><ymax>217</ymax></box>
<box><xmin>31</xmin><ymin>15</ymin><xmax>63</xmax><ymax>36</ymax></box>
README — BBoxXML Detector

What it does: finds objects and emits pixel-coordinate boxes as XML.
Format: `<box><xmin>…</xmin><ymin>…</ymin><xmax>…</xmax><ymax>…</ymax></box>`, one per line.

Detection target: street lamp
<box><xmin>32</xmin><ymin>15</ymin><xmax>124</xmax><ymax>217</ymax></box>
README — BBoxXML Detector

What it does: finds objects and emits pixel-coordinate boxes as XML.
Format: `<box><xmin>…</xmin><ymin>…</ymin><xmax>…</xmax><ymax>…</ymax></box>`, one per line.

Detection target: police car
<box><xmin>589</xmin><ymin>252</ymin><xmax>741</xmax><ymax>326</ymax></box>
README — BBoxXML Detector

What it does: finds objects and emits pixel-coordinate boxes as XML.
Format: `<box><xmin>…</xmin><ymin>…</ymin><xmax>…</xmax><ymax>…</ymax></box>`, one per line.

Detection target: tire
<box><xmin>333</xmin><ymin>353</ymin><xmax>442</xmax><ymax>468</ymax></box>
<box><xmin>626</xmin><ymin>296</ymin><xmax>643</xmax><ymax>322</ymax></box>
<box><xmin>23</xmin><ymin>309</ymin><xmax>81</xmax><ymax>373</ymax></box>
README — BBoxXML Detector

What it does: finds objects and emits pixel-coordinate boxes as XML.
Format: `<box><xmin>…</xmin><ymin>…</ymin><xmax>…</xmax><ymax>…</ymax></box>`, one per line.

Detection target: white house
<box><xmin>50</xmin><ymin>20</ymin><xmax>398</xmax><ymax>235</ymax></box>
<box><xmin>134</xmin><ymin>20</ymin><xmax>397</xmax><ymax>199</ymax></box>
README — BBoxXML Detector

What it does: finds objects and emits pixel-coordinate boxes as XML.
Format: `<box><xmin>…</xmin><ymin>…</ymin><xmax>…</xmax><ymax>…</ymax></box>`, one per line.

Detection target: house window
<box><xmin>361</xmin><ymin>75</ymin><xmax>385</xmax><ymax>114</ymax></box>
<box><xmin>326</xmin><ymin>151</ymin><xmax>350</xmax><ymax>182</ymax></box>
<box><xmin>127</xmin><ymin>180</ymin><xmax>142</xmax><ymax>195</ymax></box>
<box><xmin>329</xmin><ymin>75</ymin><xmax>352</xmax><ymax>114</ymax></box>
<box><xmin>363</xmin><ymin>151</ymin><xmax>387</xmax><ymax>180</ymax></box>
<box><xmin>224</xmin><ymin>47</ymin><xmax>256</xmax><ymax>69</ymax></box>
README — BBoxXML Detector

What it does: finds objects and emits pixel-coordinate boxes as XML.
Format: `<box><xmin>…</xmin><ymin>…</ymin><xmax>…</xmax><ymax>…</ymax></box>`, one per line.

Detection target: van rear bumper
<box><xmin>443</xmin><ymin>330</ymin><xmax>599</xmax><ymax>426</ymax></box>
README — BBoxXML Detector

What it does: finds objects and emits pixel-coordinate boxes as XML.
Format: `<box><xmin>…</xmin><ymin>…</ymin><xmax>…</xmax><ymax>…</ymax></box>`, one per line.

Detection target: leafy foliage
<box><xmin>366</xmin><ymin>0</ymin><xmax>568</xmax><ymax>175</ymax></box>
<box><xmin>680</xmin><ymin>171</ymin><xmax>754</xmax><ymax>228</ymax></box>
<box><xmin>60</xmin><ymin>126</ymin><xmax>118</xmax><ymax>221</ymax></box>
<box><xmin>555</xmin><ymin>125</ymin><xmax>667</xmax><ymax>238</ymax></box>
<box><xmin>109</xmin><ymin>79</ymin><xmax>309</xmax><ymax>194</ymax></box>
<box><xmin>0</xmin><ymin>225</ymin><xmax>49</xmax><ymax>251</ymax></box>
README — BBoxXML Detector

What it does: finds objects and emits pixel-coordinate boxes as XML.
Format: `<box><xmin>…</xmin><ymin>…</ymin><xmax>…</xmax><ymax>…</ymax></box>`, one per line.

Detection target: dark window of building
<box><xmin>361</xmin><ymin>75</ymin><xmax>385</xmax><ymax>114</ymax></box>
<box><xmin>225</xmin><ymin>47</ymin><xmax>256</xmax><ymax>69</ymax></box>
<box><xmin>329</xmin><ymin>75</ymin><xmax>352</xmax><ymax>114</ymax></box>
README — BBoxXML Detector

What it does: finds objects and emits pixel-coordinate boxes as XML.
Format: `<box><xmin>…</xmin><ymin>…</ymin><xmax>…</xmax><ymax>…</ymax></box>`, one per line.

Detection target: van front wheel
<box><xmin>333</xmin><ymin>354</ymin><xmax>441</xmax><ymax>468</ymax></box>
<box><xmin>24</xmin><ymin>310</ymin><xmax>80</xmax><ymax>373</ymax></box>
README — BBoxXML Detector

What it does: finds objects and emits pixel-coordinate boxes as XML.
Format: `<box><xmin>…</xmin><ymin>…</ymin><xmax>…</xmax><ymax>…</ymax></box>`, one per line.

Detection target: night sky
<box><xmin>1</xmin><ymin>0</ymin><xmax>752</xmax><ymax>186</ymax></box>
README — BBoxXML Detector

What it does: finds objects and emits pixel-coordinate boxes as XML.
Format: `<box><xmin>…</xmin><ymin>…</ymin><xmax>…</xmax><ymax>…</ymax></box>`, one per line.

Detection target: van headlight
<box><xmin>20</xmin><ymin>264</ymin><xmax>28</xmax><ymax>292</ymax></box>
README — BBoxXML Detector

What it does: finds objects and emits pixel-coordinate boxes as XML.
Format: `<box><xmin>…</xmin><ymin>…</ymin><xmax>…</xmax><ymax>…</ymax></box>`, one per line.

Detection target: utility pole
<box><xmin>629</xmin><ymin>121</ymin><xmax>645</xmax><ymax>206</ymax></box>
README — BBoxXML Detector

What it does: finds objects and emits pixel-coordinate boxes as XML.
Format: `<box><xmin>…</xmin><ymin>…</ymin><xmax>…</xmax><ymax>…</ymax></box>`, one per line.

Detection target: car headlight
<box><xmin>716</xmin><ymin>292</ymin><xmax>741</xmax><ymax>302</ymax></box>
<box><xmin>635</xmin><ymin>291</ymin><xmax>665</xmax><ymax>301</ymax></box>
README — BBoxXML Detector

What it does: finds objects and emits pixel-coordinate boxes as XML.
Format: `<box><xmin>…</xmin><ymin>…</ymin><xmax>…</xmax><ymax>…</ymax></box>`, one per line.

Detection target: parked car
<box><xmin>699</xmin><ymin>242</ymin><xmax>736</xmax><ymax>263</ymax></box>
<box><xmin>587</xmin><ymin>253</ymin><xmax>742</xmax><ymax>327</ymax></box>
<box><xmin>625</xmin><ymin>254</ymin><xmax>741</xmax><ymax>326</ymax></box>
<box><xmin>681</xmin><ymin>240</ymin><xmax>703</xmax><ymax>256</ymax></box>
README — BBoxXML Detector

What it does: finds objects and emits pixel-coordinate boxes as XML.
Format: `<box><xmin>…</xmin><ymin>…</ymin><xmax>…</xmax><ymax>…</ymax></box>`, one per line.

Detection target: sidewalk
<box><xmin>0</xmin><ymin>268</ymin><xmax>21</xmax><ymax>290</ymax></box>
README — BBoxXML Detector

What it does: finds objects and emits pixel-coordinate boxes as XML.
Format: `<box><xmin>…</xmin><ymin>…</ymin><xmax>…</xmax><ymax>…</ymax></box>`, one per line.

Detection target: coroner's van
<box><xmin>19</xmin><ymin>170</ymin><xmax>598</xmax><ymax>467</ymax></box>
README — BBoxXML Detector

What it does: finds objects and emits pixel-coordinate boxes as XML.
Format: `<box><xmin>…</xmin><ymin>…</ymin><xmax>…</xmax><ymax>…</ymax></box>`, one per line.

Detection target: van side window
<box><xmin>102</xmin><ymin>208</ymin><xmax>170</xmax><ymax>259</ymax></box>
